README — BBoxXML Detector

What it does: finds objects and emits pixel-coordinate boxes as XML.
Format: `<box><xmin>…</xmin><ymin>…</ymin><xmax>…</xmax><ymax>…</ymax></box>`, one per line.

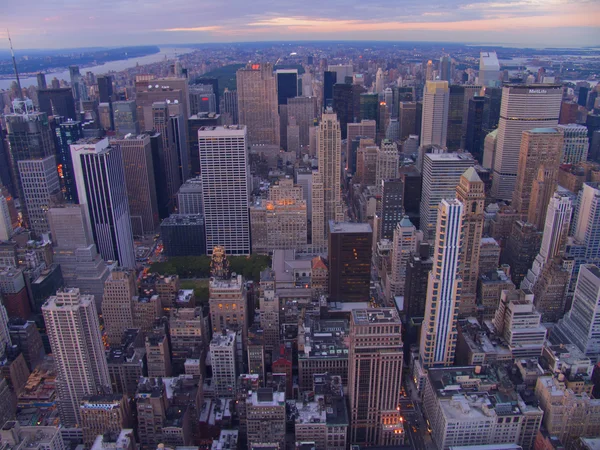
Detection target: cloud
<box><xmin>161</xmin><ymin>26</ymin><xmax>222</xmax><ymax>32</ymax></box>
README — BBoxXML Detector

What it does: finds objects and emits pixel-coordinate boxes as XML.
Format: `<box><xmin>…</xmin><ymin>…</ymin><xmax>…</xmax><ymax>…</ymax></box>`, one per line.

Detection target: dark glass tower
<box><xmin>97</xmin><ymin>75</ymin><xmax>113</xmax><ymax>103</ymax></box>
<box><xmin>323</xmin><ymin>71</ymin><xmax>337</xmax><ymax>108</ymax></box>
<box><xmin>359</xmin><ymin>93</ymin><xmax>378</xmax><ymax>122</ymax></box>
<box><xmin>446</xmin><ymin>85</ymin><xmax>465</xmax><ymax>151</ymax></box>
<box><xmin>465</xmin><ymin>96</ymin><xmax>486</xmax><ymax>162</ymax></box>
<box><xmin>276</xmin><ymin>70</ymin><xmax>298</xmax><ymax>106</ymax></box>
<box><xmin>380</xmin><ymin>179</ymin><xmax>404</xmax><ymax>240</ymax></box>
<box><xmin>37</xmin><ymin>88</ymin><xmax>77</xmax><ymax>120</ymax></box>
<box><xmin>55</xmin><ymin>119</ymin><xmax>84</xmax><ymax>203</ymax></box>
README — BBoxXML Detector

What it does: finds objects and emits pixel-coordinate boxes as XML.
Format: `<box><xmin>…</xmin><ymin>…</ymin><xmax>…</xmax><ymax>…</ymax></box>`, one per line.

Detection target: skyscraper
<box><xmin>478</xmin><ymin>52</ymin><xmax>500</xmax><ymax>87</ymax></box>
<box><xmin>111</xmin><ymin>134</ymin><xmax>159</xmax><ymax>236</ymax></box>
<box><xmin>198</xmin><ymin>126</ymin><xmax>250</xmax><ymax>255</ymax></box>
<box><xmin>379</xmin><ymin>179</ymin><xmax>404</xmax><ymax>241</ymax></box>
<box><xmin>374</xmin><ymin>67</ymin><xmax>385</xmax><ymax>94</ymax></box>
<box><xmin>388</xmin><ymin>217</ymin><xmax>418</xmax><ymax>299</ymax></box>
<box><xmin>312</xmin><ymin>110</ymin><xmax>344</xmax><ymax>248</ymax></box>
<box><xmin>446</xmin><ymin>85</ymin><xmax>465</xmax><ymax>151</ymax></box>
<box><xmin>17</xmin><ymin>155</ymin><xmax>61</xmax><ymax>234</ymax></box>
<box><xmin>455</xmin><ymin>168</ymin><xmax>485</xmax><ymax>316</ymax></box>
<box><xmin>399</xmin><ymin>101</ymin><xmax>418</xmax><ymax>141</ymax></box>
<box><xmin>287</xmin><ymin>96</ymin><xmax>318</xmax><ymax>149</ymax></box>
<box><xmin>69</xmin><ymin>65</ymin><xmax>88</xmax><ymax>110</ymax></box>
<box><xmin>70</xmin><ymin>137</ymin><xmax>136</xmax><ymax>268</ymax></box>
<box><xmin>375</xmin><ymin>140</ymin><xmax>399</xmax><ymax>195</ymax></box>
<box><xmin>54</xmin><ymin>119</ymin><xmax>84</xmax><ymax>203</ymax></box>
<box><xmin>420</xmin><ymin>199</ymin><xmax>464</xmax><ymax>368</ymax></box>
<box><xmin>177</xmin><ymin>177</ymin><xmax>203</xmax><ymax>215</ymax></box>
<box><xmin>420</xmin><ymin>81</ymin><xmax>449</xmax><ymax>148</ymax></box>
<box><xmin>43</xmin><ymin>288</ymin><xmax>111</xmax><ymax>426</ymax></box>
<box><xmin>558</xmin><ymin>124</ymin><xmax>589</xmax><ymax>164</ymax></box>
<box><xmin>222</xmin><ymin>89</ymin><xmax>238</xmax><ymax>124</ymax></box>
<box><xmin>419</xmin><ymin>152</ymin><xmax>475</xmax><ymax>242</ymax></box>
<box><xmin>151</xmin><ymin>102</ymin><xmax>181</xmax><ymax>208</ymax></box>
<box><xmin>37</xmin><ymin>88</ymin><xmax>76</xmax><ymax>120</ymax></box>
<box><xmin>46</xmin><ymin>204</ymin><xmax>110</xmax><ymax>311</ymax></box>
<box><xmin>323</xmin><ymin>71</ymin><xmax>337</xmax><ymax>108</ymax></box>
<box><xmin>276</xmin><ymin>69</ymin><xmax>298</xmax><ymax>106</ymax></box>
<box><xmin>113</xmin><ymin>101</ymin><xmax>139</xmax><ymax>136</ymax></box>
<box><xmin>101</xmin><ymin>270</ymin><xmax>137</xmax><ymax>345</ymax></box>
<box><xmin>328</xmin><ymin>221</ymin><xmax>372</xmax><ymax>302</ymax></box>
<box><xmin>349</xmin><ymin>308</ymin><xmax>404</xmax><ymax>445</ymax></box>
<box><xmin>97</xmin><ymin>75</ymin><xmax>113</xmax><ymax>103</ymax></box>
<box><xmin>465</xmin><ymin>96</ymin><xmax>486</xmax><ymax>162</ymax></box>
<box><xmin>491</xmin><ymin>84</ymin><xmax>563</xmax><ymax>200</ymax></box>
<box><xmin>511</xmin><ymin>128</ymin><xmax>563</xmax><ymax>229</ymax></box>
<box><xmin>554</xmin><ymin>265</ymin><xmax>600</xmax><ymax>359</ymax></box>
<box><xmin>236</xmin><ymin>63</ymin><xmax>280</xmax><ymax>146</ymax></box>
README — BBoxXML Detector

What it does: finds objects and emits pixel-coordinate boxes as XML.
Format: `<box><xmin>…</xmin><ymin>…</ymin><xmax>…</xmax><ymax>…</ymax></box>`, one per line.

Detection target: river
<box><xmin>0</xmin><ymin>47</ymin><xmax>195</xmax><ymax>90</ymax></box>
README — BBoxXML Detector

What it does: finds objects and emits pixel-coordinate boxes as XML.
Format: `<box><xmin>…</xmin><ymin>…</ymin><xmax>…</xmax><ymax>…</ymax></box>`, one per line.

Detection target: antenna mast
<box><xmin>8</xmin><ymin>30</ymin><xmax>23</xmax><ymax>100</ymax></box>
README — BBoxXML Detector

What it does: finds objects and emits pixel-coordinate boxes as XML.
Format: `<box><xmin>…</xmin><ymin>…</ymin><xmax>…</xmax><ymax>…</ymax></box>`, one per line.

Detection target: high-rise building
<box><xmin>555</xmin><ymin>265</ymin><xmax>600</xmax><ymax>360</ymax></box>
<box><xmin>54</xmin><ymin>119</ymin><xmax>84</xmax><ymax>203</ymax></box>
<box><xmin>491</xmin><ymin>84</ymin><xmax>562</xmax><ymax>200</ymax></box>
<box><xmin>379</xmin><ymin>179</ymin><xmax>403</xmax><ymax>241</ymax></box>
<box><xmin>17</xmin><ymin>155</ymin><xmax>61</xmax><ymax>234</ymax></box>
<box><xmin>502</xmin><ymin>221</ymin><xmax>543</xmax><ymax>286</ymax></box>
<box><xmin>479</xmin><ymin>52</ymin><xmax>501</xmax><ymax>87</ymax></box>
<box><xmin>210</xmin><ymin>330</ymin><xmax>237</xmax><ymax>398</ymax></box>
<box><xmin>347</xmin><ymin>119</ymin><xmax>377</xmax><ymax>158</ymax></box>
<box><xmin>287</xmin><ymin>96</ymin><xmax>318</xmax><ymax>150</ymax></box>
<box><xmin>101</xmin><ymin>270</ymin><xmax>136</xmax><ymax>346</ymax></box>
<box><xmin>0</xmin><ymin>196</ymin><xmax>12</xmax><ymax>241</ymax></box>
<box><xmin>134</xmin><ymin>78</ymin><xmax>189</xmax><ymax>131</ymax></box>
<box><xmin>359</xmin><ymin>93</ymin><xmax>378</xmax><ymax>122</ymax></box>
<box><xmin>349</xmin><ymin>308</ymin><xmax>404</xmax><ymax>445</ymax></box>
<box><xmin>420</xmin><ymin>81</ymin><xmax>449</xmax><ymax>148</ymax></box>
<box><xmin>47</xmin><ymin>204</ymin><xmax>110</xmax><ymax>310</ymax></box>
<box><xmin>446</xmin><ymin>85</ymin><xmax>465</xmax><ymax>151</ymax></box>
<box><xmin>420</xmin><ymin>199</ymin><xmax>464</xmax><ymax>368</ymax></box>
<box><xmin>198</xmin><ymin>125</ymin><xmax>250</xmax><ymax>255</ymax></box>
<box><xmin>405</xmin><ymin>243</ymin><xmax>433</xmax><ymax>319</ymax></box>
<box><xmin>333</xmin><ymin>83</ymin><xmax>364</xmax><ymax>140</ymax></box>
<box><xmin>176</xmin><ymin>177</ymin><xmax>203</xmax><ymax>214</ymax></box>
<box><xmin>160</xmin><ymin>214</ymin><xmax>206</xmax><ymax>257</ymax></box>
<box><xmin>399</xmin><ymin>102</ymin><xmax>418</xmax><ymax>141</ymax></box>
<box><xmin>419</xmin><ymin>152</ymin><xmax>475</xmax><ymax>242</ymax></box>
<box><xmin>465</xmin><ymin>96</ymin><xmax>486</xmax><ymax>162</ymax></box>
<box><xmin>4</xmin><ymin>111</ymin><xmax>56</xmax><ymax>226</ymax></box>
<box><xmin>113</xmin><ymin>101</ymin><xmax>139</xmax><ymax>136</ymax></box>
<box><xmin>70</xmin><ymin>137</ymin><xmax>136</xmax><ymax>268</ymax></box>
<box><xmin>69</xmin><ymin>65</ymin><xmax>88</xmax><ymax>109</ymax></box>
<box><xmin>492</xmin><ymin>289</ymin><xmax>547</xmax><ymax>358</ymax></box>
<box><xmin>456</xmin><ymin>168</ymin><xmax>485</xmax><ymax>316</ymax></box>
<box><xmin>236</xmin><ymin>63</ymin><xmax>280</xmax><ymax>146</ymax></box>
<box><xmin>80</xmin><ymin>394</ymin><xmax>130</xmax><ymax>447</ymax></box>
<box><xmin>42</xmin><ymin>288</ymin><xmax>111</xmax><ymax>426</ymax></box>
<box><xmin>97</xmin><ymin>75</ymin><xmax>113</xmax><ymax>103</ymax></box>
<box><xmin>151</xmin><ymin>102</ymin><xmax>181</xmax><ymax>208</ymax></box>
<box><xmin>111</xmin><ymin>134</ymin><xmax>159</xmax><ymax>236</ymax></box>
<box><xmin>558</xmin><ymin>124</ymin><xmax>589</xmax><ymax>164</ymax></box>
<box><xmin>37</xmin><ymin>88</ymin><xmax>77</xmax><ymax>120</ymax></box>
<box><xmin>276</xmin><ymin>69</ymin><xmax>298</xmax><ymax>106</ymax></box>
<box><xmin>312</xmin><ymin>111</ymin><xmax>344</xmax><ymax>248</ymax></box>
<box><xmin>375</xmin><ymin>140</ymin><xmax>399</xmax><ymax>195</ymax></box>
<box><xmin>209</xmin><ymin>273</ymin><xmax>248</xmax><ymax>344</ymax></box>
<box><xmin>323</xmin><ymin>71</ymin><xmax>337</xmax><ymax>108</ymax></box>
<box><xmin>388</xmin><ymin>217</ymin><xmax>418</xmax><ymax>300</ymax></box>
<box><xmin>512</xmin><ymin>128</ymin><xmax>564</xmax><ymax>229</ymax></box>
<box><xmin>222</xmin><ymin>89</ymin><xmax>238</xmax><ymax>124</ymax></box>
<box><xmin>328</xmin><ymin>222</ymin><xmax>372</xmax><ymax>303</ymax></box>
<box><xmin>0</xmin><ymin>421</ymin><xmax>66</xmax><ymax>450</ymax></box>
<box><xmin>440</xmin><ymin>55</ymin><xmax>452</xmax><ymax>83</ymax></box>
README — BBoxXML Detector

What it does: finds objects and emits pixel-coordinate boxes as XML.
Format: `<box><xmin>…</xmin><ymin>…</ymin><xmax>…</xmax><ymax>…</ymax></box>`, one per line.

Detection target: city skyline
<box><xmin>0</xmin><ymin>0</ymin><xmax>599</xmax><ymax>49</ymax></box>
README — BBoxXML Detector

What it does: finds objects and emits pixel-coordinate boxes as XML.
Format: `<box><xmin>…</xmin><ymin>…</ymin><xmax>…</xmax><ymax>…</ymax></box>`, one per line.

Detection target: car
<box><xmin>412</xmin><ymin>426</ymin><xmax>417</xmax><ymax>433</ymax></box>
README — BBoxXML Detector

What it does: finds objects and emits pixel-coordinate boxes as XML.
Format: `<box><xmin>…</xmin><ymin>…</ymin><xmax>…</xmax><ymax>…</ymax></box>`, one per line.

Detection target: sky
<box><xmin>1</xmin><ymin>0</ymin><xmax>599</xmax><ymax>49</ymax></box>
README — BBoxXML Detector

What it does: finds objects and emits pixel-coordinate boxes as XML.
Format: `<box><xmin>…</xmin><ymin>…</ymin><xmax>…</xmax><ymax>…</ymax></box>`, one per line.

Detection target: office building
<box><xmin>456</xmin><ymin>168</ymin><xmax>486</xmax><ymax>316</ymax></box>
<box><xmin>312</xmin><ymin>111</ymin><xmax>344</xmax><ymax>248</ymax></box>
<box><xmin>446</xmin><ymin>85</ymin><xmax>465</xmax><ymax>151</ymax></box>
<box><xmin>71</xmin><ymin>137</ymin><xmax>135</xmax><ymax>268</ymax></box>
<box><xmin>250</xmin><ymin>181</ymin><xmax>307</xmax><ymax>254</ymax></box>
<box><xmin>522</xmin><ymin>192</ymin><xmax>573</xmax><ymax>291</ymax></box>
<box><xmin>423</xmin><ymin>366</ymin><xmax>543</xmax><ymax>450</ymax></box>
<box><xmin>151</xmin><ymin>102</ymin><xmax>181</xmax><ymax>207</ymax></box>
<box><xmin>492</xmin><ymin>289</ymin><xmax>547</xmax><ymax>357</ymax></box>
<box><xmin>554</xmin><ymin>265</ymin><xmax>600</xmax><ymax>360</ymax></box>
<box><xmin>8</xmin><ymin>319</ymin><xmax>44</xmax><ymax>370</ymax></box>
<box><xmin>512</xmin><ymin>128</ymin><xmax>563</xmax><ymax>229</ymax></box>
<box><xmin>558</xmin><ymin>124</ymin><xmax>589</xmax><ymax>164</ymax></box>
<box><xmin>375</xmin><ymin>140</ymin><xmax>399</xmax><ymax>195</ymax></box>
<box><xmin>69</xmin><ymin>65</ymin><xmax>88</xmax><ymax>108</ymax></box>
<box><xmin>419</xmin><ymin>152</ymin><xmax>475</xmax><ymax>241</ymax></box>
<box><xmin>502</xmin><ymin>221</ymin><xmax>543</xmax><ymax>286</ymax></box>
<box><xmin>135</xmin><ymin>78</ymin><xmax>189</xmax><ymax>130</ymax></box>
<box><xmin>491</xmin><ymin>84</ymin><xmax>562</xmax><ymax>200</ymax></box>
<box><xmin>4</xmin><ymin>111</ymin><xmax>56</xmax><ymax>226</ymax></box>
<box><xmin>420</xmin><ymin>199</ymin><xmax>464</xmax><ymax>368</ymax></box>
<box><xmin>535</xmin><ymin>375</ymin><xmax>600</xmax><ymax>446</ymax></box>
<box><xmin>42</xmin><ymin>288</ymin><xmax>111</xmax><ymax>426</ymax></box>
<box><xmin>47</xmin><ymin>204</ymin><xmax>110</xmax><ymax>310</ymax></box>
<box><xmin>209</xmin><ymin>273</ymin><xmax>248</xmax><ymax>344</ymax></box>
<box><xmin>276</xmin><ymin>69</ymin><xmax>298</xmax><ymax>106</ymax></box>
<box><xmin>210</xmin><ymin>330</ymin><xmax>237</xmax><ymax>398</ymax></box>
<box><xmin>189</xmin><ymin>84</ymin><xmax>216</xmax><ymax>115</ymax></box>
<box><xmin>112</xmin><ymin>101</ymin><xmax>139</xmax><ymax>136</ymax></box>
<box><xmin>359</xmin><ymin>93</ymin><xmax>378</xmax><ymax>122</ymax></box>
<box><xmin>101</xmin><ymin>270</ymin><xmax>136</xmax><ymax>346</ymax></box>
<box><xmin>287</xmin><ymin>96</ymin><xmax>318</xmax><ymax>150</ymax></box>
<box><xmin>145</xmin><ymin>327</ymin><xmax>172</xmax><ymax>377</ymax></box>
<box><xmin>347</xmin><ymin>120</ymin><xmax>377</xmax><ymax>160</ymax></box>
<box><xmin>160</xmin><ymin>214</ymin><xmax>206</xmax><ymax>257</ymax></box>
<box><xmin>54</xmin><ymin>119</ymin><xmax>84</xmax><ymax>203</ymax></box>
<box><xmin>80</xmin><ymin>394</ymin><xmax>130</xmax><ymax>447</ymax></box>
<box><xmin>420</xmin><ymin>81</ymin><xmax>449</xmax><ymax>148</ymax></box>
<box><xmin>106</xmin><ymin>329</ymin><xmax>145</xmax><ymax>397</ymax></box>
<box><xmin>236</xmin><ymin>63</ymin><xmax>279</xmax><ymax>146</ymax></box>
<box><xmin>349</xmin><ymin>309</ymin><xmax>404</xmax><ymax>446</ymax></box>
<box><xmin>37</xmin><ymin>87</ymin><xmax>76</xmax><ymax>120</ymax></box>
<box><xmin>176</xmin><ymin>177</ymin><xmax>203</xmax><ymax>214</ymax></box>
<box><xmin>404</xmin><ymin>243</ymin><xmax>433</xmax><ymax>319</ymax></box>
<box><xmin>328</xmin><ymin>222</ymin><xmax>372</xmax><ymax>302</ymax></box>
<box><xmin>246</xmin><ymin>388</ymin><xmax>286</xmax><ymax>448</ymax></box>
<box><xmin>388</xmin><ymin>217</ymin><xmax>418</xmax><ymax>300</ymax></box>
<box><xmin>17</xmin><ymin>155</ymin><xmax>61</xmax><ymax>235</ymax></box>
<box><xmin>97</xmin><ymin>75</ymin><xmax>113</xmax><ymax>103</ymax></box>
<box><xmin>479</xmin><ymin>51</ymin><xmax>501</xmax><ymax>87</ymax></box>
<box><xmin>198</xmin><ymin>125</ymin><xmax>250</xmax><ymax>255</ymax></box>
<box><xmin>379</xmin><ymin>179</ymin><xmax>403</xmax><ymax>241</ymax></box>
<box><xmin>111</xmin><ymin>134</ymin><xmax>159</xmax><ymax>236</ymax></box>
<box><xmin>399</xmin><ymin>101</ymin><xmax>418</xmax><ymax>141</ymax></box>
<box><xmin>465</xmin><ymin>96</ymin><xmax>486</xmax><ymax>162</ymax></box>
<box><xmin>323</xmin><ymin>71</ymin><xmax>337</xmax><ymax>108</ymax></box>
<box><xmin>222</xmin><ymin>88</ymin><xmax>238</xmax><ymax>124</ymax></box>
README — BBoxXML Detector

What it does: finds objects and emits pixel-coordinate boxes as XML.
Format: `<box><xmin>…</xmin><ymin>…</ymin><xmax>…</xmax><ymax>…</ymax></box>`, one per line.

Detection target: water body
<box><xmin>0</xmin><ymin>47</ymin><xmax>195</xmax><ymax>90</ymax></box>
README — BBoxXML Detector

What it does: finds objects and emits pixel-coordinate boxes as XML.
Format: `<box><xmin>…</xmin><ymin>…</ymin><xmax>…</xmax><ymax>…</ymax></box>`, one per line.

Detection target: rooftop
<box><xmin>351</xmin><ymin>308</ymin><xmax>401</xmax><ymax>325</ymax></box>
<box><xmin>328</xmin><ymin>221</ymin><xmax>372</xmax><ymax>234</ymax></box>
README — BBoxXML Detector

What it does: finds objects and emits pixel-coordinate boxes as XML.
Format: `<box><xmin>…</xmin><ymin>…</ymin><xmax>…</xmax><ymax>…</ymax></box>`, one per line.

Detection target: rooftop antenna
<box><xmin>7</xmin><ymin>30</ymin><xmax>24</xmax><ymax>101</ymax></box>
